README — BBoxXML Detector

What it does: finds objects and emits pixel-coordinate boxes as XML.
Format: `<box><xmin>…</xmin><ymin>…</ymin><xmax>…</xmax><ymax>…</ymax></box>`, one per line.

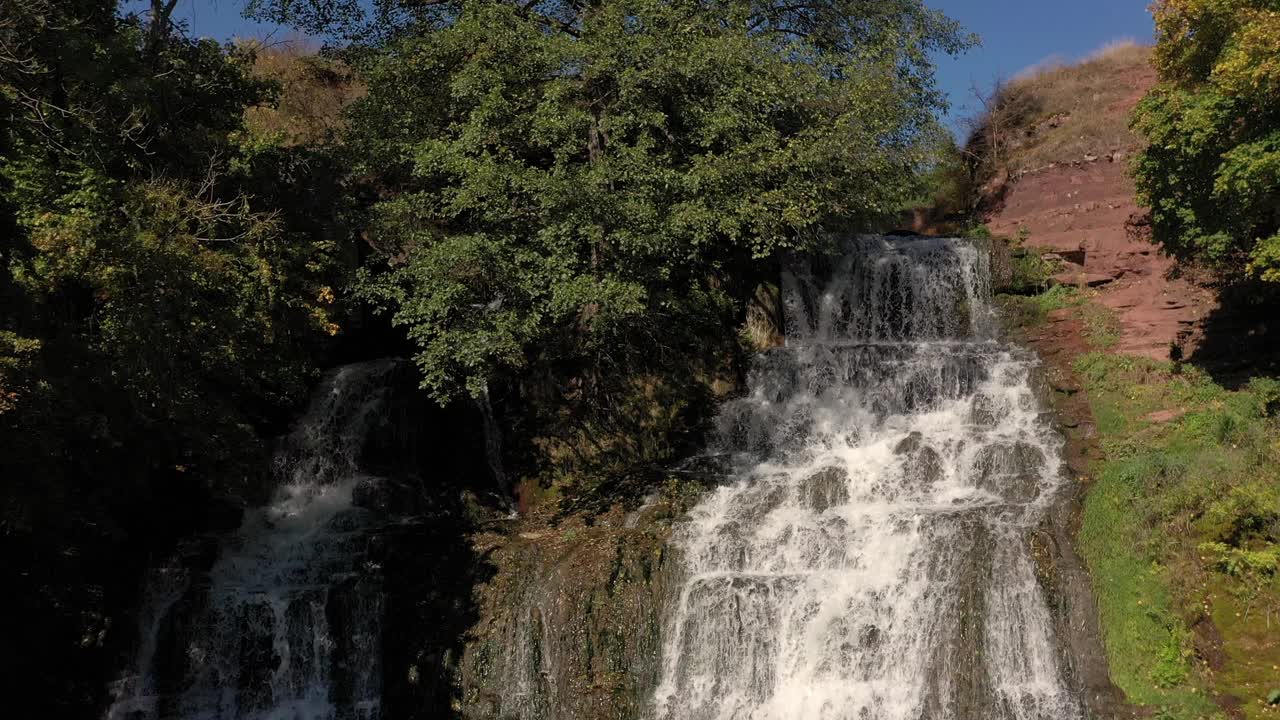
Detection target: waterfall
<box><xmin>107</xmin><ymin>360</ymin><xmax>400</xmax><ymax>720</ymax></box>
<box><xmin>476</xmin><ymin>383</ymin><xmax>514</xmax><ymax>511</ymax></box>
<box><xmin>653</xmin><ymin>236</ymin><xmax>1082</xmax><ymax>720</ymax></box>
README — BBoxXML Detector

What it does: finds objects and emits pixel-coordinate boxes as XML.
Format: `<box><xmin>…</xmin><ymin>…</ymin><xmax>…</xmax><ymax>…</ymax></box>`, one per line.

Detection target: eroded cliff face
<box><xmin>458</xmin><ymin>505</ymin><xmax>683</xmax><ymax>720</ymax></box>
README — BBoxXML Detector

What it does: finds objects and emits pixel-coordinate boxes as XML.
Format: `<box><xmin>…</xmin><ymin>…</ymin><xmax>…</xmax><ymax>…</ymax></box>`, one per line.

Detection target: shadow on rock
<box><xmin>358</xmin><ymin>367</ymin><xmax>503</xmax><ymax>719</ymax></box>
<box><xmin>1188</xmin><ymin>279</ymin><xmax>1280</xmax><ymax>388</ymax></box>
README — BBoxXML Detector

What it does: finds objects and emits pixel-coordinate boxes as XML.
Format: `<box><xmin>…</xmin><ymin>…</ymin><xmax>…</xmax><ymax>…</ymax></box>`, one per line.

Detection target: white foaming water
<box><xmin>107</xmin><ymin>360</ymin><xmax>397</xmax><ymax>720</ymax></box>
<box><xmin>654</xmin><ymin>237</ymin><xmax>1082</xmax><ymax>720</ymax></box>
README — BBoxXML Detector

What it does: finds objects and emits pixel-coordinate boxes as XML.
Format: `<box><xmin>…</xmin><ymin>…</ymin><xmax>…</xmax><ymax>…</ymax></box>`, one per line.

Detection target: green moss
<box><xmin>997</xmin><ymin>283</ymin><xmax>1082</xmax><ymax>326</ymax></box>
<box><xmin>1075</xmin><ymin>353</ymin><xmax>1280</xmax><ymax>719</ymax></box>
<box><xmin>1079</xmin><ymin>443</ymin><xmax>1209</xmax><ymax>714</ymax></box>
<box><xmin>966</xmin><ymin>223</ymin><xmax>994</xmax><ymax>239</ymax></box>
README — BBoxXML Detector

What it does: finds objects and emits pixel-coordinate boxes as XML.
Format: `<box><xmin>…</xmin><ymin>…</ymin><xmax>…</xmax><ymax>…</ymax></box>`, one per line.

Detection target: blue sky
<box><xmin>135</xmin><ymin>0</ymin><xmax>1158</xmax><ymax>135</ymax></box>
<box><xmin>929</xmin><ymin>0</ymin><xmax>1156</xmax><ymax>133</ymax></box>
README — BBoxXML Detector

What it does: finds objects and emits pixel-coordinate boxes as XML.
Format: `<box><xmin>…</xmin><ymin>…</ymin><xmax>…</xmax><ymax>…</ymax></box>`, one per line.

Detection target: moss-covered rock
<box><xmin>459</xmin><ymin>506</ymin><xmax>683</xmax><ymax>720</ymax></box>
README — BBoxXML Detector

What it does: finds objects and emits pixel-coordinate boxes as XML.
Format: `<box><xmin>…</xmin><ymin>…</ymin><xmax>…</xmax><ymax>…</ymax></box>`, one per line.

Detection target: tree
<box><xmin>245</xmin><ymin>0</ymin><xmax>973</xmax><ymax>504</ymax></box>
<box><xmin>324</xmin><ymin>0</ymin><xmax>973</xmax><ymax>401</ymax></box>
<box><xmin>0</xmin><ymin>0</ymin><xmax>347</xmax><ymax>491</ymax></box>
<box><xmin>0</xmin><ymin>2</ymin><xmax>352</xmax><ymax>712</ymax></box>
<box><xmin>1132</xmin><ymin>0</ymin><xmax>1280</xmax><ymax>280</ymax></box>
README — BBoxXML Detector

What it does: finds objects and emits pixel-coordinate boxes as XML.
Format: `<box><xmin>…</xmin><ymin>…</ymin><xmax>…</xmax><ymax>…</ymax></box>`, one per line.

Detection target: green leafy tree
<box><xmin>1132</xmin><ymin>0</ymin><xmax>1280</xmax><ymax>279</ymax></box>
<box><xmin>340</xmin><ymin>0</ymin><xmax>971</xmax><ymax>402</ymax></box>
<box><xmin>248</xmin><ymin>0</ymin><xmax>973</xmax><ymax>504</ymax></box>
<box><xmin>1</xmin><ymin>0</ymin><xmax>346</xmax><ymax>495</ymax></box>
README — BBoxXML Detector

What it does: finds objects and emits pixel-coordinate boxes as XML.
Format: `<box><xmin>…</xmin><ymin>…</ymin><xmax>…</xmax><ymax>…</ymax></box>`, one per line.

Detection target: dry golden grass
<box><xmin>1008</xmin><ymin>41</ymin><xmax>1153</xmax><ymax>167</ymax></box>
<box><xmin>969</xmin><ymin>41</ymin><xmax>1155</xmax><ymax>175</ymax></box>
<box><xmin>241</xmin><ymin>40</ymin><xmax>365</xmax><ymax>146</ymax></box>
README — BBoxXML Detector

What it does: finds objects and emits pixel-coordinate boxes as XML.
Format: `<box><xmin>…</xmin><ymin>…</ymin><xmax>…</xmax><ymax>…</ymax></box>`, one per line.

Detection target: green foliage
<box><xmin>995</xmin><ymin>269</ymin><xmax>1113</xmax><ymax>346</ymax></box>
<box><xmin>1</xmin><ymin>0</ymin><xmax>346</xmax><ymax>490</ymax></box>
<box><xmin>997</xmin><ymin>283</ymin><xmax>1081</xmax><ymax>328</ymax></box>
<box><xmin>1006</xmin><ymin>247</ymin><xmax>1056</xmax><ymax>293</ymax></box>
<box><xmin>319</xmin><ymin>0</ymin><xmax>973</xmax><ymax>503</ymax></box>
<box><xmin>347</xmin><ymin>0</ymin><xmax>970</xmax><ymax>401</ymax></box>
<box><xmin>0</xmin><ymin>3</ymin><xmax>353</xmax><ymax>711</ymax></box>
<box><xmin>1198</xmin><ymin>542</ymin><xmax>1279</xmax><ymax>580</ymax></box>
<box><xmin>901</xmin><ymin>131</ymin><xmax>981</xmax><ymax>226</ymax></box>
<box><xmin>966</xmin><ymin>223</ymin><xmax>993</xmax><ymax>239</ymax></box>
<box><xmin>1132</xmin><ymin>0</ymin><xmax>1280</xmax><ymax>280</ymax></box>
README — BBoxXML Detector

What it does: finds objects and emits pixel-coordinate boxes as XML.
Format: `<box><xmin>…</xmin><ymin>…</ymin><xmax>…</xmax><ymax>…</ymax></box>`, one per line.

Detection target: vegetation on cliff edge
<box><xmin>1133</xmin><ymin>0</ymin><xmax>1280</xmax><ymax>281</ymax></box>
<box><xmin>1</xmin><ymin>1</ymin><xmax>355</xmax><ymax>713</ymax></box>
<box><xmin>1077</xmin><ymin>354</ymin><xmax>1280</xmax><ymax>719</ymax></box>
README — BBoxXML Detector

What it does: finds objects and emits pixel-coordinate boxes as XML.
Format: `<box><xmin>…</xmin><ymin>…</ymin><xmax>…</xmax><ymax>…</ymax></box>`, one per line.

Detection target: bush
<box><xmin>1132</xmin><ymin>0</ymin><xmax>1280</xmax><ymax>280</ymax></box>
<box><xmin>339</xmin><ymin>0</ymin><xmax>973</xmax><ymax>506</ymax></box>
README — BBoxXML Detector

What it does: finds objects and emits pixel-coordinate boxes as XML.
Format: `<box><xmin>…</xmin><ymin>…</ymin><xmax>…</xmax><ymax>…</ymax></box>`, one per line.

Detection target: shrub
<box><xmin>1132</xmin><ymin>0</ymin><xmax>1280</xmax><ymax>280</ymax></box>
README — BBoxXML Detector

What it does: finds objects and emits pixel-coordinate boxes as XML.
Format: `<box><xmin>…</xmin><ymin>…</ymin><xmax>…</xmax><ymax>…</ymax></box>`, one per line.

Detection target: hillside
<box><xmin>981</xmin><ymin>45</ymin><xmax>1280</xmax><ymax>720</ymax></box>
<box><xmin>981</xmin><ymin>42</ymin><xmax>1213</xmax><ymax>360</ymax></box>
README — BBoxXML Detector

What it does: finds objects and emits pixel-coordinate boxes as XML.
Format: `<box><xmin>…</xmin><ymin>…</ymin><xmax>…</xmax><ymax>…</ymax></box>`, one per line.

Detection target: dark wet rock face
<box><xmin>895</xmin><ymin>432</ymin><xmax>946</xmax><ymax>493</ymax></box>
<box><xmin>352</xmin><ymin>476</ymin><xmax>422</xmax><ymax>515</ymax></box>
<box><xmin>974</xmin><ymin>442</ymin><xmax>1046</xmax><ymax>503</ymax></box>
<box><xmin>798</xmin><ymin>467</ymin><xmax>851</xmax><ymax>512</ymax></box>
<box><xmin>458</xmin><ymin>511</ymin><xmax>680</xmax><ymax>720</ymax></box>
<box><xmin>971</xmin><ymin>394</ymin><xmax>1000</xmax><ymax>429</ymax></box>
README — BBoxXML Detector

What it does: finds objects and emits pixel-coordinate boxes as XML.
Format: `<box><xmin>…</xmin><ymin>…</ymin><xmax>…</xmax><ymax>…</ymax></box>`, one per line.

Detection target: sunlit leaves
<box><xmin>351</xmin><ymin>0</ymin><xmax>969</xmax><ymax>400</ymax></box>
<box><xmin>1</xmin><ymin>0</ymin><xmax>348</xmax><ymax>478</ymax></box>
<box><xmin>1134</xmin><ymin>0</ymin><xmax>1280</xmax><ymax>279</ymax></box>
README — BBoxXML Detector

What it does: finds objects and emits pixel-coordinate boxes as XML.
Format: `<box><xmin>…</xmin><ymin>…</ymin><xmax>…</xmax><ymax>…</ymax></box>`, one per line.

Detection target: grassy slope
<box><xmin>988</xmin><ymin>42</ymin><xmax>1153</xmax><ymax>174</ymax></box>
<box><xmin>983</xmin><ymin>42</ymin><xmax>1280</xmax><ymax>718</ymax></box>
<box><xmin>1076</xmin><ymin>353</ymin><xmax>1280</xmax><ymax>719</ymax></box>
<box><xmin>1003</xmin><ymin>269</ymin><xmax>1280</xmax><ymax>718</ymax></box>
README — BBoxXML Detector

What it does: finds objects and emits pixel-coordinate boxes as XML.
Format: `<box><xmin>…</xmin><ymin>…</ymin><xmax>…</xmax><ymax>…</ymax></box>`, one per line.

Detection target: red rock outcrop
<box><xmin>982</xmin><ymin>50</ymin><xmax>1214</xmax><ymax>361</ymax></box>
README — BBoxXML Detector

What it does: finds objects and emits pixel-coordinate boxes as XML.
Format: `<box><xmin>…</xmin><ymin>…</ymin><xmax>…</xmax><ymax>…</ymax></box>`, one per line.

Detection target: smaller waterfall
<box><xmin>107</xmin><ymin>360</ymin><xmax>400</xmax><ymax>720</ymax></box>
<box><xmin>476</xmin><ymin>383</ymin><xmax>515</xmax><ymax>511</ymax></box>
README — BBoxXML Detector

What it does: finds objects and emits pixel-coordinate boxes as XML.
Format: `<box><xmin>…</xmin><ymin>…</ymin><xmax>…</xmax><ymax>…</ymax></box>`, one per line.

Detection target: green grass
<box><xmin>997</xmin><ymin>282</ymin><xmax>1123</xmax><ymax>354</ymax></box>
<box><xmin>1008</xmin><ymin>248</ymin><xmax>1056</xmax><ymax>292</ymax></box>
<box><xmin>995</xmin><ymin>282</ymin><xmax>1280</xmax><ymax>717</ymax></box>
<box><xmin>1081</xmin><ymin>301</ymin><xmax>1122</xmax><ymax>350</ymax></box>
<box><xmin>997</xmin><ymin>283</ymin><xmax>1083</xmax><ymax>327</ymax></box>
<box><xmin>1075</xmin><ymin>354</ymin><xmax>1280</xmax><ymax>719</ymax></box>
<box><xmin>1079</xmin><ymin>435</ymin><xmax>1212</xmax><ymax>715</ymax></box>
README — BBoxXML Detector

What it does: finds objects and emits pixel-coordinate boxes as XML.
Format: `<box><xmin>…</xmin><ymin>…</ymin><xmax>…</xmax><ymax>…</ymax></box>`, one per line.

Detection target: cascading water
<box><xmin>107</xmin><ymin>360</ymin><xmax>400</xmax><ymax>720</ymax></box>
<box><xmin>654</xmin><ymin>236</ymin><xmax>1083</xmax><ymax>720</ymax></box>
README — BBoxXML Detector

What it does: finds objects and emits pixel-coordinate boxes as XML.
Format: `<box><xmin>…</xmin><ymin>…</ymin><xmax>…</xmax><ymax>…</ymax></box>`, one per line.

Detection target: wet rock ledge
<box><xmin>457</xmin><ymin>504</ymin><xmax>683</xmax><ymax>720</ymax></box>
<box><xmin>1018</xmin><ymin>315</ymin><xmax>1130</xmax><ymax>720</ymax></box>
